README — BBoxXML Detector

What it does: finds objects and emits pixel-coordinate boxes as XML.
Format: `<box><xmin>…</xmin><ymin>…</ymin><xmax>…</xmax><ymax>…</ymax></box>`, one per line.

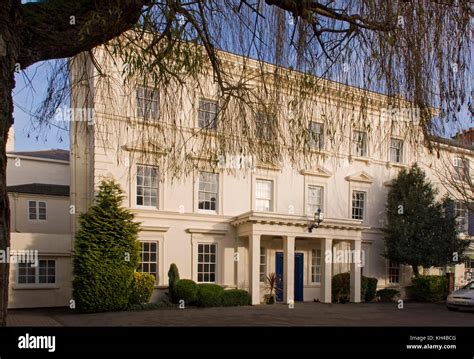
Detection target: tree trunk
<box><xmin>0</xmin><ymin>1</ymin><xmax>17</xmax><ymax>326</ymax></box>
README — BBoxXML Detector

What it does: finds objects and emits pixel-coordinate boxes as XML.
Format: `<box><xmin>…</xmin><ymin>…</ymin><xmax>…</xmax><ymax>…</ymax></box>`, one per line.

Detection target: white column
<box><xmin>350</xmin><ymin>240</ymin><xmax>362</xmax><ymax>303</ymax></box>
<box><xmin>283</xmin><ymin>236</ymin><xmax>295</xmax><ymax>304</ymax></box>
<box><xmin>249</xmin><ymin>234</ymin><xmax>261</xmax><ymax>305</ymax></box>
<box><xmin>321</xmin><ymin>238</ymin><xmax>333</xmax><ymax>303</ymax></box>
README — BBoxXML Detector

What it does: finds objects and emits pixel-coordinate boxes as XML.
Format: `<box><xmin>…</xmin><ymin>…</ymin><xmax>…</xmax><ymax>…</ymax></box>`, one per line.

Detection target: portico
<box><xmin>232</xmin><ymin>211</ymin><xmax>367</xmax><ymax>305</ymax></box>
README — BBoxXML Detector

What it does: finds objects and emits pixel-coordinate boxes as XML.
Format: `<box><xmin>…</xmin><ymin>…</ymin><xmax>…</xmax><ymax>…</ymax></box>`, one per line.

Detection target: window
<box><xmin>255</xmin><ymin>112</ymin><xmax>273</xmax><ymax>141</ymax></box>
<box><xmin>352</xmin><ymin>130</ymin><xmax>367</xmax><ymax>157</ymax></box>
<box><xmin>454</xmin><ymin>157</ymin><xmax>469</xmax><ymax>181</ymax></box>
<box><xmin>139</xmin><ymin>242</ymin><xmax>158</xmax><ymax>283</ymax></box>
<box><xmin>454</xmin><ymin>201</ymin><xmax>468</xmax><ymax>233</ymax></box>
<box><xmin>198</xmin><ymin>172</ymin><xmax>218</xmax><ymax>211</ymax></box>
<box><xmin>18</xmin><ymin>259</ymin><xmax>56</xmax><ymax>285</ymax></box>
<box><xmin>465</xmin><ymin>258</ymin><xmax>473</xmax><ymax>282</ymax></box>
<box><xmin>197</xmin><ymin>244</ymin><xmax>216</xmax><ymax>283</ymax></box>
<box><xmin>260</xmin><ymin>247</ymin><xmax>267</xmax><ymax>282</ymax></box>
<box><xmin>311</xmin><ymin>249</ymin><xmax>322</xmax><ymax>283</ymax></box>
<box><xmin>352</xmin><ymin>191</ymin><xmax>366</xmax><ymax>220</ymax></box>
<box><xmin>307</xmin><ymin>185</ymin><xmax>323</xmax><ymax>215</ymax></box>
<box><xmin>255</xmin><ymin>179</ymin><xmax>273</xmax><ymax>212</ymax></box>
<box><xmin>136</xmin><ymin>165</ymin><xmax>159</xmax><ymax>207</ymax></box>
<box><xmin>136</xmin><ymin>86</ymin><xmax>159</xmax><ymax>119</ymax></box>
<box><xmin>28</xmin><ymin>201</ymin><xmax>46</xmax><ymax>221</ymax></box>
<box><xmin>390</xmin><ymin>138</ymin><xmax>403</xmax><ymax>163</ymax></box>
<box><xmin>308</xmin><ymin>122</ymin><xmax>324</xmax><ymax>150</ymax></box>
<box><xmin>388</xmin><ymin>260</ymin><xmax>400</xmax><ymax>284</ymax></box>
<box><xmin>198</xmin><ymin>99</ymin><xmax>218</xmax><ymax>129</ymax></box>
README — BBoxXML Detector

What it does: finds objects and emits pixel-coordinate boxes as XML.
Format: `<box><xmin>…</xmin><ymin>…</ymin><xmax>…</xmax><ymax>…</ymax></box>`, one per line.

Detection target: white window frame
<box><xmin>307</xmin><ymin>185</ymin><xmax>323</xmax><ymax>216</ymax></box>
<box><xmin>198</xmin><ymin>98</ymin><xmax>218</xmax><ymax>129</ymax></box>
<box><xmin>28</xmin><ymin>200</ymin><xmax>47</xmax><ymax>221</ymax></box>
<box><xmin>454</xmin><ymin>157</ymin><xmax>469</xmax><ymax>182</ymax></box>
<box><xmin>352</xmin><ymin>130</ymin><xmax>368</xmax><ymax>157</ymax></box>
<box><xmin>351</xmin><ymin>191</ymin><xmax>366</xmax><ymax>220</ymax></box>
<box><xmin>198</xmin><ymin>171</ymin><xmax>219</xmax><ymax>213</ymax></box>
<box><xmin>389</xmin><ymin>138</ymin><xmax>404</xmax><ymax>163</ymax></box>
<box><xmin>311</xmin><ymin>249</ymin><xmax>322</xmax><ymax>284</ymax></box>
<box><xmin>260</xmin><ymin>247</ymin><xmax>267</xmax><ymax>283</ymax></box>
<box><xmin>308</xmin><ymin>122</ymin><xmax>324</xmax><ymax>150</ymax></box>
<box><xmin>255</xmin><ymin>179</ymin><xmax>274</xmax><ymax>212</ymax></box>
<box><xmin>17</xmin><ymin>259</ymin><xmax>56</xmax><ymax>286</ymax></box>
<box><xmin>255</xmin><ymin>112</ymin><xmax>273</xmax><ymax>141</ymax></box>
<box><xmin>454</xmin><ymin>201</ymin><xmax>468</xmax><ymax>234</ymax></box>
<box><xmin>139</xmin><ymin>241</ymin><xmax>159</xmax><ymax>284</ymax></box>
<box><xmin>197</xmin><ymin>243</ymin><xmax>217</xmax><ymax>283</ymax></box>
<box><xmin>136</xmin><ymin>164</ymin><xmax>159</xmax><ymax>208</ymax></box>
<box><xmin>136</xmin><ymin>86</ymin><xmax>160</xmax><ymax>119</ymax></box>
<box><xmin>388</xmin><ymin>260</ymin><xmax>400</xmax><ymax>285</ymax></box>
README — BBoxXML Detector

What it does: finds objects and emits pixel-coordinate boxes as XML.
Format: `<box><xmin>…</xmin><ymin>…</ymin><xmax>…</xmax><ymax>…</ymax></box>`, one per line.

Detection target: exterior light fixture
<box><xmin>308</xmin><ymin>208</ymin><xmax>324</xmax><ymax>233</ymax></box>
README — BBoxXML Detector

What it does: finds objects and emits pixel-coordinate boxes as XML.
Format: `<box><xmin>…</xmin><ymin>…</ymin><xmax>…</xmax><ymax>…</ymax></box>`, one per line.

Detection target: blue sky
<box><xmin>12</xmin><ymin>62</ymin><xmax>69</xmax><ymax>152</ymax></box>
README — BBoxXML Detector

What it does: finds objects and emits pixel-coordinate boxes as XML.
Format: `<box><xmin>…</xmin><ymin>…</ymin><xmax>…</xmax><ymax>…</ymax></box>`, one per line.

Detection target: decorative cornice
<box><xmin>256</xmin><ymin>162</ymin><xmax>282</xmax><ymax>171</ymax></box>
<box><xmin>186</xmin><ymin>228</ymin><xmax>228</xmax><ymax>235</ymax></box>
<box><xmin>122</xmin><ymin>140</ymin><xmax>168</xmax><ymax>155</ymax></box>
<box><xmin>142</xmin><ymin>226</ymin><xmax>170</xmax><ymax>232</ymax></box>
<box><xmin>345</xmin><ymin>171</ymin><xmax>374</xmax><ymax>184</ymax></box>
<box><xmin>299</xmin><ymin>166</ymin><xmax>332</xmax><ymax>178</ymax></box>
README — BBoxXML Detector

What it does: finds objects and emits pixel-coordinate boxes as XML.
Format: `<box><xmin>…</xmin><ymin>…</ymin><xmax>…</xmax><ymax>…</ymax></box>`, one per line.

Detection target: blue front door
<box><xmin>275</xmin><ymin>252</ymin><xmax>304</xmax><ymax>302</ymax></box>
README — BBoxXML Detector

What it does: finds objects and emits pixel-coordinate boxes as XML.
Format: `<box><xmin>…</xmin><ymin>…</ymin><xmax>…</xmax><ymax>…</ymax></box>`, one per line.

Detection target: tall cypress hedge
<box><xmin>73</xmin><ymin>178</ymin><xmax>141</xmax><ymax>312</ymax></box>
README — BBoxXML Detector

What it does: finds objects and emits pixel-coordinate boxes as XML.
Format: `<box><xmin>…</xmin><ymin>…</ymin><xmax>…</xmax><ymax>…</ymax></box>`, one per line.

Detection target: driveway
<box><xmin>7</xmin><ymin>302</ymin><xmax>474</xmax><ymax>327</ymax></box>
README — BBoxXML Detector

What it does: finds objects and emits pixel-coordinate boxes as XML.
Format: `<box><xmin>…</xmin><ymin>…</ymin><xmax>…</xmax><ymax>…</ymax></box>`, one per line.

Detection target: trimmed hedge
<box><xmin>168</xmin><ymin>263</ymin><xmax>180</xmax><ymax>304</ymax></box>
<box><xmin>376</xmin><ymin>288</ymin><xmax>399</xmax><ymax>302</ymax></box>
<box><xmin>365</xmin><ymin>277</ymin><xmax>378</xmax><ymax>302</ymax></box>
<box><xmin>222</xmin><ymin>289</ymin><xmax>251</xmax><ymax>306</ymax></box>
<box><xmin>174</xmin><ymin>279</ymin><xmax>199</xmax><ymax>305</ymax></box>
<box><xmin>129</xmin><ymin>272</ymin><xmax>155</xmax><ymax>305</ymax></box>
<box><xmin>196</xmin><ymin>284</ymin><xmax>225</xmax><ymax>307</ymax></box>
<box><xmin>332</xmin><ymin>273</ymin><xmax>374</xmax><ymax>302</ymax></box>
<box><xmin>411</xmin><ymin>275</ymin><xmax>448</xmax><ymax>302</ymax></box>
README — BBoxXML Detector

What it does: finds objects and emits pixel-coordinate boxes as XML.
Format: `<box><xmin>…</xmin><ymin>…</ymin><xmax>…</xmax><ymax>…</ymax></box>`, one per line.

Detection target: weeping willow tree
<box><xmin>0</xmin><ymin>0</ymin><xmax>472</xmax><ymax>326</ymax></box>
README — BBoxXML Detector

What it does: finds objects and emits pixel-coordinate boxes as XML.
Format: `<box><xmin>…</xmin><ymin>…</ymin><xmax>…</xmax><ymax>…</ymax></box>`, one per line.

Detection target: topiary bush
<box><xmin>168</xmin><ymin>263</ymin><xmax>180</xmax><ymax>304</ymax></box>
<box><xmin>411</xmin><ymin>275</ymin><xmax>448</xmax><ymax>302</ymax></box>
<box><xmin>221</xmin><ymin>289</ymin><xmax>251</xmax><ymax>307</ymax></box>
<box><xmin>129</xmin><ymin>272</ymin><xmax>155</xmax><ymax>306</ymax></box>
<box><xmin>365</xmin><ymin>277</ymin><xmax>378</xmax><ymax>302</ymax></box>
<box><xmin>376</xmin><ymin>288</ymin><xmax>400</xmax><ymax>302</ymax></box>
<box><xmin>174</xmin><ymin>279</ymin><xmax>199</xmax><ymax>305</ymax></box>
<box><xmin>332</xmin><ymin>273</ymin><xmax>350</xmax><ymax>303</ymax></box>
<box><xmin>196</xmin><ymin>283</ymin><xmax>224</xmax><ymax>307</ymax></box>
<box><xmin>73</xmin><ymin>178</ymin><xmax>141</xmax><ymax>313</ymax></box>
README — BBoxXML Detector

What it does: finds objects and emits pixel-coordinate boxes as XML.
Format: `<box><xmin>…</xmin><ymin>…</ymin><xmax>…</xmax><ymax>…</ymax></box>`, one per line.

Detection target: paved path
<box><xmin>7</xmin><ymin>302</ymin><xmax>474</xmax><ymax>327</ymax></box>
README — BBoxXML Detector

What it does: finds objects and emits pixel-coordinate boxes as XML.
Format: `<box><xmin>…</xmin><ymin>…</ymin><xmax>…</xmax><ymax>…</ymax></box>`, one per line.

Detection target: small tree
<box><xmin>168</xmin><ymin>263</ymin><xmax>180</xmax><ymax>303</ymax></box>
<box><xmin>73</xmin><ymin>178</ymin><xmax>141</xmax><ymax>312</ymax></box>
<box><xmin>384</xmin><ymin>165</ymin><xmax>469</xmax><ymax>277</ymax></box>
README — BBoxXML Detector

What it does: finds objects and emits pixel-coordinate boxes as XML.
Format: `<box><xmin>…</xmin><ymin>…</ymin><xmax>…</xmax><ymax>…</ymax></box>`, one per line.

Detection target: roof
<box><xmin>7</xmin><ymin>183</ymin><xmax>70</xmax><ymax>197</ymax></box>
<box><xmin>430</xmin><ymin>136</ymin><xmax>474</xmax><ymax>152</ymax></box>
<box><xmin>8</xmin><ymin>149</ymin><xmax>69</xmax><ymax>162</ymax></box>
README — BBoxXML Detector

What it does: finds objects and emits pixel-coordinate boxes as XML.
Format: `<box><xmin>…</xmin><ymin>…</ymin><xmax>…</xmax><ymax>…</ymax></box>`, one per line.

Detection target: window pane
<box><xmin>136</xmin><ymin>165</ymin><xmax>159</xmax><ymax>207</ymax></box>
<box><xmin>198</xmin><ymin>172</ymin><xmax>218</xmax><ymax>212</ymax></box>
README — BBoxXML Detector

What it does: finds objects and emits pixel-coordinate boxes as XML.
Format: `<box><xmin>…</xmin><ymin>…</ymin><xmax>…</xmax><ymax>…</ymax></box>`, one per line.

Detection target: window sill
<box><xmin>13</xmin><ymin>284</ymin><xmax>59</xmax><ymax>290</ymax></box>
<box><xmin>197</xmin><ymin>210</ymin><xmax>219</xmax><ymax>215</ymax></box>
<box><xmin>349</xmin><ymin>155</ymin><xmax>370</xmax><ymax>165</ymax></box>
<box><xmin>305</xmin><ymin>284</ymin><xmax>321</xmax><ymax>288</ymax></box>
<box><xmin>386</xmin><ymin>161</ymin><xmax>408</xmax><ymax>168</ymax></box>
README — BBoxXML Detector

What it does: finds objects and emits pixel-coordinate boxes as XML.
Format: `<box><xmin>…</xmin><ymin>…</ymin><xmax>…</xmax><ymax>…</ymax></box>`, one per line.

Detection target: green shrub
<box><xmin>411</xmin><ymin>275</ymin><xmax>448</xmax><ymax>302</ymax></box>
<box><xmin>196</xmin><ymin>283</ymin><xmax>224</xmax><ymax>307</ymax></box>
<box><xmin>73</xmin><ymin>179</ymin><xmax>141</xmax><ymax>313</ymax></box>
<box><xmin>361</xmin><ymin>276</ymin><xmax>369</xmax><ymax>301</ymax></box>
<box><xmin>222</xmin><ymin>289</ymin><xmax>250</xmax><ymax>307</ymax></box>
<box><xmin>332</xmin><ymin>273</ymin><xmax>377</xmax><ymax>303</ymax></box>
<box><xmin>365</xmin><ymin>277</ymin><xmax>378</xmax><ymax>302</ymax></box>
<box><xmin>174</xmin><ymin>279</ymin><xmax>199</xmax><ymax>305</ymax></box>
<box><xmin>332</xmin><ymin>273</ymin><xmax>350</xmax><ymax>303</ymax></box>
<box><xmin>168</xmin><ymin>263</ymin><xmax>180</xmax><ymax>303</ymax></box>
<box><xmin>376</xmin><ymin>288</ymin><xmax>400</xmax><ymax>302</ymax></box>
<box><xmin>129</xmin><ymin>272</ymin><xmax>155</xmax><ymax>305</ymax></box>
<box><xmin>129</xmin><ymin>300</ymin><xmax>173</xmax><ymax>311</ymax></box>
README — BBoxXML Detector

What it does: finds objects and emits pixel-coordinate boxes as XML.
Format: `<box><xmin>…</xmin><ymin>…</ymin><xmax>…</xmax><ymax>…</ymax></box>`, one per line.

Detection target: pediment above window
<box><xmin>345</xmin><ymin>171</ymin><xmax>374</xmax><ymax>184</ymax></box>
<box><xmin>122</xmin><ymin>140</ymin><xmax>168</xmax><ymax>155</ymax></box>
<box><xmin>299</xmin><ymin>166</ymin><xmax>332</xmax><ymax>178</ymax></box>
